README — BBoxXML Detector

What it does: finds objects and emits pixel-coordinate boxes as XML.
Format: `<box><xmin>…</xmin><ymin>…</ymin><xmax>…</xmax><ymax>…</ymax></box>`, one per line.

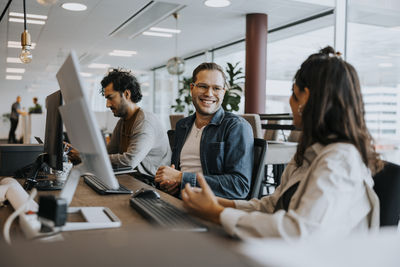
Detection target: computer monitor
<box><xmin>44</xmin><ymin>90</ymin><xmax>64</xmax><ymax>171</ymax></box>
<box><xmin>56</xmin><ymin>51</ymin><xmax>130</xmax><ymax>194</ymax></box>
<box><xmin>16</xmin><ymin>91</ymin><xmax>65</xmax><ymax>190</ymax></box>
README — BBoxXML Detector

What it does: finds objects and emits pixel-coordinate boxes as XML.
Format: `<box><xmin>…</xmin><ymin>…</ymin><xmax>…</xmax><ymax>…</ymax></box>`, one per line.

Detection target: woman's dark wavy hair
<box><xmin>294</xmin><ymin>46</ymin><xmax>382</xmax><ymax>174</ymax></box>
<box><xmin>100</xmin><ymin>68</ymin><xmax>142</xmax><ymax>103</ymax></box>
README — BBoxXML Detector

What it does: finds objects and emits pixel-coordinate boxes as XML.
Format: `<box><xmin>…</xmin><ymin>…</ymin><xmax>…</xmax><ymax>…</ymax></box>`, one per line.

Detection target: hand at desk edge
<box><xmin>182</xmin><ymin>173</ymin><xmax>235</xmax><ymax>225</ymax></box>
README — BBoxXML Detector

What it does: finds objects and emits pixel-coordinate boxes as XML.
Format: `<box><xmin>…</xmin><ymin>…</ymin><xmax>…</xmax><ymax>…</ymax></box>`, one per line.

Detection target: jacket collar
<box><xmin>181</xmin><ymin>107</ymin><xmax>225</xmax><ymax>128</ymax></box>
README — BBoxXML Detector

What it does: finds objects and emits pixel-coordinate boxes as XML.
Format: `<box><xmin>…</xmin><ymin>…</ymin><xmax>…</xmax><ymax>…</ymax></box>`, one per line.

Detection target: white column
<box><xmin>334</xmin><ymin>0</ymin><xmax>348</xmax><ymax>59</ymax></box>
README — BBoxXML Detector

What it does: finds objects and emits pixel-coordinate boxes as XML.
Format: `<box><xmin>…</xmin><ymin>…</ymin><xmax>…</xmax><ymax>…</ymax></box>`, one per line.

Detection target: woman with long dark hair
<box><xmin>181</xmin><ymin>46</ymin><xmax>382</xmax><ymax>240</ymax></box>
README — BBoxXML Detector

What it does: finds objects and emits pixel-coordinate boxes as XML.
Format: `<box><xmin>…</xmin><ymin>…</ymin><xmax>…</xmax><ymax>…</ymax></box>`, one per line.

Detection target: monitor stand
<box><xmin>61</xmin><ymin>207</ymin><xmax>121</xmax><ymax>231</ymax></box>
<box><xmin>56</xmin><ymin>166</ymin><xmax>121</xmax><ymax>231</ymax></box>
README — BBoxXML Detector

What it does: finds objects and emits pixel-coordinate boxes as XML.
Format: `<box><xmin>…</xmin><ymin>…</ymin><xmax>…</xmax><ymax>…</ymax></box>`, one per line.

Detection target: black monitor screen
<box><xmin>44</xmin><ymin>90</ymin><xmax>63</xmax><ymax>170</ymax></box>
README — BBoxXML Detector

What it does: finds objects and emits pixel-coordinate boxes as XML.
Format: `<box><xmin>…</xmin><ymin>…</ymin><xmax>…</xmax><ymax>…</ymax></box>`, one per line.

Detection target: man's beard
<box><xmin>113</xmin><ymin>102</ymin><xmax>129</xmax><ymax>118</ymax></box>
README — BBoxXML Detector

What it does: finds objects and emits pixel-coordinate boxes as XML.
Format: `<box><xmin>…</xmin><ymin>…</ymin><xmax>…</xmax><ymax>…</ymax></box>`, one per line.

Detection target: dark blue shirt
<box><xmin>172</xmin><ymin>108</ymin><xmax>254</xmax><ymax>199</ymax></box>
<box><xmin>10</xmin><ymin>102</ymin><xmax>20</xmax><ymax>120</ymax></box>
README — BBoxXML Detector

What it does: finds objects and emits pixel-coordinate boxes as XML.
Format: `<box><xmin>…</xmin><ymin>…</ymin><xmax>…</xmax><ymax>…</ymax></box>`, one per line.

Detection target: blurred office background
<box><xmin>0</xmin><ymin>0</ymin><xmax>399</xmax><ymax>163</ymax></box>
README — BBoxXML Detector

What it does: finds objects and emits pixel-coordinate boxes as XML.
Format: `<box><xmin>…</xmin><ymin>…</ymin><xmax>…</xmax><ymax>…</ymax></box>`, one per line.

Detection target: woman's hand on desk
<box><xmin>182</xmin><ymin>173</ymin><xmax>225</xmax><ymax>225</ymax></box>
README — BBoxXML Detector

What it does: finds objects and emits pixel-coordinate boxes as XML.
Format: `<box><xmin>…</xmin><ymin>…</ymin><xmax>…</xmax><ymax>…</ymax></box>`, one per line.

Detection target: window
<box><xmin>266</xmin><ymin>15</ymin><xmax>334</xmax><ymax>114</ymax></box>
<box><xmin>347</xmin><ymin>0</ymin><xmax>400</xmax><ymax>164</ymax></box>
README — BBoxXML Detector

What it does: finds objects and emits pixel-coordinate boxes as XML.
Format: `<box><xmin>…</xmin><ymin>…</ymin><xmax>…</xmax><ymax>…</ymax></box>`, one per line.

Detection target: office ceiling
<box><xmin>0</xmin><ymin>0</ymin><xmax>333</xmax><ymax>93</ymax></box>
<box><xmin>0</xmin><ymin>0</ymin><xmax>399</xmax><ymax>94</ymax></box>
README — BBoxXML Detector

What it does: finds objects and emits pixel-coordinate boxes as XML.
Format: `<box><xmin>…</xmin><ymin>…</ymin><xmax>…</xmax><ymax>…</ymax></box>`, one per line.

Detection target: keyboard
<box><xmin>83</xmin><ymin>174</ymin><xmax>132</xmax><ymax>195</ymax></box>
<box><xmin>130</xmin><ymin>197</ymin><xmax>208</xmax><ymax>232</ymax></box>
<box><xmin>35</xmin><ymin>179</ymin><xmax>65</xmax><ymax>190</ymax></box>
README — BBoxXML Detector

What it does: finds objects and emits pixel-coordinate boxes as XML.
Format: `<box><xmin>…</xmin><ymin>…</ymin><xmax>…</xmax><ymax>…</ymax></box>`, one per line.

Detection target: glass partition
<box><xmin>347</xmin><ymin>0</ymin><xmax>400</xmax><ymax>164</ymax></box>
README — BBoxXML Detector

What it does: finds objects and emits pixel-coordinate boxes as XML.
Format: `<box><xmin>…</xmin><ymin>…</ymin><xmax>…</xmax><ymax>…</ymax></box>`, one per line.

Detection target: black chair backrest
<box><xmin>372</xmin><ymin>161</ymin><xmax>400</xmax><ymax>226</ymax></box>
<box><xmin>167</xmin><ymin>130</ymin><xmax>175</xmax><ymax>150</ymax></box>
<box><xmin>247</xmin><ymin>138</ymin><xmax>268</xmax><ymax>200</ymax></box>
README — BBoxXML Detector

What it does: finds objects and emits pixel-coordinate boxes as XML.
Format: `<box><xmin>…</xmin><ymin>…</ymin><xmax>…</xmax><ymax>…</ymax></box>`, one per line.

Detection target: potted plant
<box><xmin>2</xmin><ymin>113</ymin><xmax>10</xmax><ymax>125</ymax></box>
<box><xmin>171</xmin><ymin>77</ymin><xmax>194</xmax><ymax>115</ymax></box>
<box><xmin>171</xmin><ymin>62</ymin><xmax>244</xmax><ymax>115</ymax></box>
<box><xmin>222</xmin><ymin>62</ymin><xmax>244</xmax><ymax>112</ymax></box>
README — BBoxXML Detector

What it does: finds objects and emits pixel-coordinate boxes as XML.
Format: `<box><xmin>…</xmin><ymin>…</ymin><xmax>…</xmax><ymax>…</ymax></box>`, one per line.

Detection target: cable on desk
<box><xmin>3</xmin><ymin>188</ymin><xmax>37</xmax><ymax>245</ymax></box>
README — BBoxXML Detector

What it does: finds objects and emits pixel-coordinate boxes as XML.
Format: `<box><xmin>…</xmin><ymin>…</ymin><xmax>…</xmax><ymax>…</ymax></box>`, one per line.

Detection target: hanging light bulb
<box><xmin>167</xmin><ymin>57</ymin><xmax>185</xmax><ymax>75</ymax></box>
<box><xmin>167</xmin><ymin>13</ymin><xmax>185</xmax><ymax>75</ymax></box>
<box><xmin>19</xmin><ymin>0</ymin><xmax>32</xmax><ymax>63</ymax></box>
<box><xmin>20</xmin><ymin>30</ymin><xmax>32</xmax><ymax>63</ymax></box>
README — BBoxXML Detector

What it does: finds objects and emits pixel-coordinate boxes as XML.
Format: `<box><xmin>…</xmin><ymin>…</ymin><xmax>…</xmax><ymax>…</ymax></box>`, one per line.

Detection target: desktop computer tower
<box><xmin>0</xmin><ymin>144</ymin><xmax>44</xmax><ymax>176</ymax></box>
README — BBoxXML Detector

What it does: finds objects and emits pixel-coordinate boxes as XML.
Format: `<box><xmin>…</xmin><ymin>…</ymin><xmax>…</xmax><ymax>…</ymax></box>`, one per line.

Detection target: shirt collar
<box><xmin>303</xmin><ymin>143</ymin><xmax>323</xmax><ymax>166</ymax></box>
<box><xmin>181</xmin><ymin>107</ymin><xmax>225</xmax><ymax>128</ymax></box>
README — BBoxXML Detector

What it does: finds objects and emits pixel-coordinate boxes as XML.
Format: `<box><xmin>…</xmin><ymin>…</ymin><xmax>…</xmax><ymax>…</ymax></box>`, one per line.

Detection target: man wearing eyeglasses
<box><xmin>155</xmin><ymin>62</ymin><xmax>254</xmax><ymax>199</ymax></box>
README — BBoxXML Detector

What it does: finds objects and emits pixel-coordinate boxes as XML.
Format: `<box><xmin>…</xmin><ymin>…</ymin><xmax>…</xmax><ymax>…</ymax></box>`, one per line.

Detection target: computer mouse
<box><xmin>132</xmin><ymin>188</ymin><xmax>160</xmax><ymax>199</ymax></box>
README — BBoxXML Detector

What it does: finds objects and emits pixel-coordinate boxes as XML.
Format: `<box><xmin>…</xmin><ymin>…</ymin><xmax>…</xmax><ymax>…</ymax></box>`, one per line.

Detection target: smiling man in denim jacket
<box><xmin>155</xmin><ymin>62</ymin><xmax>254</xmax><ymax>199</ymax></box>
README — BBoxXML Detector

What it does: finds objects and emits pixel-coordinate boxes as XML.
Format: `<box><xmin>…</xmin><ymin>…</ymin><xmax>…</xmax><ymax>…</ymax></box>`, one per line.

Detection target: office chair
<box><xmin>263</xmin><ymin>120</ymin><xmax>280</xmax><ymax>141</ymax></box>
<box><xmin>246</xmin><ymin>138</ymin><xmax>268</xmax><ymax>200</ymax></box>
<box><xmin>167</xmin><ymin>130</ymin><xmax>175</xmax><ymax>150</ymax></box>
<box><xmin>169</xmin><ymin>114</ymin><xmax>184</xmax><ymax>130</ymax></box>
<box><xmin>372</xmin><ymin>161</ymin><xmax>400</xmax><ymax>226</ymax></box>
<box><xmin>239</xmin><ymin>114</ymin><xmax>263</xmax><ymax>138</ymax></box>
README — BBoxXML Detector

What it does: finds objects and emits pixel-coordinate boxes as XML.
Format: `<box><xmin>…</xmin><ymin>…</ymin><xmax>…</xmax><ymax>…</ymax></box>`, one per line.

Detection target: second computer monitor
<box><xmin>44</xmin><ymin>90</ymin><xmax>64</xmax><ymax>171</ymax></box>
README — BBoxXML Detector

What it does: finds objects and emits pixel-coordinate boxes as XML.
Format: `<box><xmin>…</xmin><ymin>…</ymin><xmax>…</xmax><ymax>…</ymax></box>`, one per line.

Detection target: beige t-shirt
<box><xmin>180</xmin><ymin>124</ymin><xmax>205</xmax><ymax>174</ymax></box>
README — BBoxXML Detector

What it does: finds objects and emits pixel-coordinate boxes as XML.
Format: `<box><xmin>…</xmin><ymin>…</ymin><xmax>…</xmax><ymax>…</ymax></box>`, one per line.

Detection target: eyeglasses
<box><xmin>192</xmin><ymin>83</ymin><xmax>225</xmax><ymax>92</ymax></box>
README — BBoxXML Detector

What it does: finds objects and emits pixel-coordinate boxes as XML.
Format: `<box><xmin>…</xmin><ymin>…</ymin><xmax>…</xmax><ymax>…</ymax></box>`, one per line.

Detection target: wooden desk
<box><xmin>0</xmin><ymin>175</ymin><xmax>259</xmax><ymax>266</ymax></box>
<box><xmin>0</xmin><ymin>174</ymin><xmax>226</xmax><ymax>238</ymax></box>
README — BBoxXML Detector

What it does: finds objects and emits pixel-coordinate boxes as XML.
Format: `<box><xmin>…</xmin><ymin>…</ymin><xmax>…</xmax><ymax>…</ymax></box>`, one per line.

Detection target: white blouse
<box><xmin>220</xmin><ymin>142</ymin><xmax>379</xmax><ymax>240</ymax></box>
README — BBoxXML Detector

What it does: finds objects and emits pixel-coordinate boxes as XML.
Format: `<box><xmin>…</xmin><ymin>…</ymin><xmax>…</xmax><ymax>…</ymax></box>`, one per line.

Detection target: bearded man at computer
<box><xmin>155</xmin><ymin>62</ymin><xmax>254</xmax><ymax>199</ymax></box>
<box><xmin>101</xmin><ymin>69</ymin><xmax>171</xmax><ymax>175</ymax></box>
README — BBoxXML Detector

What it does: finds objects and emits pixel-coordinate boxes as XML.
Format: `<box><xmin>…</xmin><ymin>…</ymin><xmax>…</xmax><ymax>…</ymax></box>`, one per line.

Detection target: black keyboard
<box><xmin>130</xmin><ymin>197</ymin><xmax>208</xmax><ymax>232</ymax></box>
<box><xmin>83</xmin><ymin>174</ymin><xmax>132</xmax><ymax>195</ymax></box>
<box><xmin>35</xmin><ymin>179</ymin><xmax>64</xmax><ymax>190</ymax></box>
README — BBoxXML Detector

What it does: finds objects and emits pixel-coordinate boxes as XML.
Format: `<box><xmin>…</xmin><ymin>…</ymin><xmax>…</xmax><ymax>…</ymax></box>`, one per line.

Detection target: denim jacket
<box><xmin>172</xmin><ymin>108</ymin><xmax>254</xmax><ymax>199</ymax></box>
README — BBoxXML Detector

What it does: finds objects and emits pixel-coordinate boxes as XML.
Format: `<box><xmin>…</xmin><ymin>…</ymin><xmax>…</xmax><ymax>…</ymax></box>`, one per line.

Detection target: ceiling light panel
<box><xmin>80</xmin><ymin>72</ymin><xmax>92</xmax><ymax>77</ymax></box>
<box><xmin>378</xmin><ymin>63</ymin><xmax>393</xmax><ymax>68</ymax></box>
<box><xmin>109</xmin><ymin>50</ymin><xmax>137</xmax><ymax>57</ymax></box>
<box><xmin>9</xmin><ymin>12</ymin><xmax>47</xmax><ymax>20</ymax></box>
<box><xmin>150</xmin><ymin>27</ymin><xmax>181</xmax><ymax>34</ymax></box>
<box><xmin>62</xmin><ymin>3</ymin><xmax>87</xmax><ymax>11</ymax></box>
<box><xmin>6</xmin><ymin>68</ymin><xmax>26</xmax><ymax>73</ymax></box>
<box><xmin>113</xmin><ymin>50</ymin><xmax>137</xmax><ymax>54</ymax></box>
<box><xmin>9</xmin><ymin>18</ymin><xmax>46</xmax><ymax>25</ymax></box>
<box><xmin>6</xmin><ymin>75</ymin><xmax>23</xmax><ymax>80</ymax></box>
<box><xmin>204</xmin><ymin>0</ymin><xmax>231</xmax><ymax>8</ymax></box>
<box><xmin>143</xmin><ymin>31</ymin><xmax>173</xmax><ymax>37</ymax></box>
<box><xmin>109</xmin><ymin>52</ymin><xmax>132</xmax><ymax>57</ymax></box>
<box><xmin>88</xmin><ymin>63</ymin><xmax>110</xmax><ymax>69</ymax></box>
<box><xmin>7</xmin><ymin>57</ymin><xmax>23</xmax><ymax>63</ymax></box>
<box><xmin>374</xmin><ymin>55</ymin><xmax>391</xmax><ymax>59</ymax></box>
<box><xmin>8</xmin><ymin>41</ymin><xmax>36</xmax><ymax>49</ymax></box>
